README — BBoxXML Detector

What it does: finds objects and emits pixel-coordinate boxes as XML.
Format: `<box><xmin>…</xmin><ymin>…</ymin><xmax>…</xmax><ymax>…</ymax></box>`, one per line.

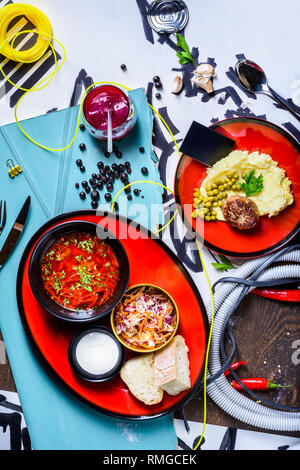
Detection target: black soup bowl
<box><xmin>28</xmin><ymin>220</ymin><xmax>130</xmax><ymax>323</ymax></box>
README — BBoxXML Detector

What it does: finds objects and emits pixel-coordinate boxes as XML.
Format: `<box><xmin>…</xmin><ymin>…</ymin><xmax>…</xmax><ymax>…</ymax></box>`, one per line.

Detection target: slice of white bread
<box><xmin>120</xmin><ymin>353</ymin><xmax>163</xmax><ymax>405</ymax></box>
<box><xmin>156</xmin><ymin>335</ymin><xmax>191</xmax><ymax>396</ymax></box>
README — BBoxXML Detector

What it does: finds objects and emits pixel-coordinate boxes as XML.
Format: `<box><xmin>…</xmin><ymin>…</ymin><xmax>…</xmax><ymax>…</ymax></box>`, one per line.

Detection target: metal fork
<box><xmin>0</xmin><ymin>201</ymin><xmax>7</xmax><ymax>236</ymax></box>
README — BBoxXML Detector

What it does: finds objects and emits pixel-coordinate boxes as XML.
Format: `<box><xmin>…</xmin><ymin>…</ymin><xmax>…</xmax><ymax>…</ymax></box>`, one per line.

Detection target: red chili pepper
<box><xmin>231</xmin><ymin>378</ymin><xmax>294</xmax><ymax>391</ymax></box>
<box><xmin>224</xmin><ymin>361</ymin><xmax>246</xmax><ymax>377</ymax></box>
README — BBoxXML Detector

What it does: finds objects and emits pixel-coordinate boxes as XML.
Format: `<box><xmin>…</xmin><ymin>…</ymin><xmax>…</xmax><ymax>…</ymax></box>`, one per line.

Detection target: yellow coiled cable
<box><xmin>0</xmin><ymin>3</ymin><xmax>52</xmax><ymax>62</ymax></box>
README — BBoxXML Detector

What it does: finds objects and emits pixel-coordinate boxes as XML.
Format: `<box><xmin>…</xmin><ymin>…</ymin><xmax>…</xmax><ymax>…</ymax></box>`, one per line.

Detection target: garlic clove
<box><xmin>171</xmin><ymin>75</ymin><xmax>183</xmax><ymax>94</ymax></box>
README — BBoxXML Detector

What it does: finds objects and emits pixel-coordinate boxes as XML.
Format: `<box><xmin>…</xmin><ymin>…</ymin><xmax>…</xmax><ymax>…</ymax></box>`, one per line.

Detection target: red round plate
<box><xmin>175</xmin><ymin>117</ymin><xmax>300</xmax><ymax>258</ymax></box>
<box><xmin>17</xmin><ymin>210</ymin><xmax>208</xmax><ymax>420</ymax></box>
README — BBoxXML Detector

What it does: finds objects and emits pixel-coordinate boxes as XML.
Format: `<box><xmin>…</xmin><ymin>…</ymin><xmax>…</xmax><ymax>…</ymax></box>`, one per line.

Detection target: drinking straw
<box><xmin>107</xmin><ymin>110</ymin><xmax>112</xmax><ymax>153</ymax></box>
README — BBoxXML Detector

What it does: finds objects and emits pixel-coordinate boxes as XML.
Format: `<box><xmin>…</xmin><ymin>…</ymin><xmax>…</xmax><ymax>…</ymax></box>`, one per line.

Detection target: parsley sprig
<box><xmin>175</xmin><ymin>33</ymin><xmax>195</xmax><ymax>66</ymax></box>
<box><xmin>238</xmin><ymin>170</ymin><xmax>264</xmax><ymax>197</ymax></box>
<box><xmin>211</xmin><ymin>255</ymin><xmax>236</xmax><ymax>273</ymax></box>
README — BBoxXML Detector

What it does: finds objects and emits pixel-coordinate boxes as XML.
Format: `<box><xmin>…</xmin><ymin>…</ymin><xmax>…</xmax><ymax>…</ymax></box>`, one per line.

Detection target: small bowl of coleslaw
<box><xmin>111</xmin><ymin>284</ymin><xmax>179</xmax><ymax>353</ymax></box>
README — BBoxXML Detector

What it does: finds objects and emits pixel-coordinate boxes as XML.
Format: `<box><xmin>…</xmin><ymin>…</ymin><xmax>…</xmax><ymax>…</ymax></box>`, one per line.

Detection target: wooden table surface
<box><xmin>1</xmin><ymin>291</ymin><xmax>299</xmax><ymax>437</ymax></box>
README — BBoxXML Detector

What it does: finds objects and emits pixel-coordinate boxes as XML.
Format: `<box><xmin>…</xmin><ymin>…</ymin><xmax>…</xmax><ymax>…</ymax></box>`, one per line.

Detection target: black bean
<box><xmin>127</xmin><ymin>194</ymin><xmax>132</xmax><ymax>201</ymax></box>
<box><xmin>76</xmin><ymin>159</ymin><xmax>83</xmax><ymax>166</ymax></box>
<box><xmin>104</xmin><ymin>193</ymin><xmax>112</xmax><ymax>202</ymax></box>
<box><xmin>112</xmin><ymin>163</ymin><xmax>118</xmax><ymax>170</ymax></box>
<box><xmin>91</xmin><ymin>200</ymin><xmax>98</xmax><ymax>209</ymax></box>
<box><xmin>106</xmin><ymin>183</ymin><xmax>113</xmax><ymax>192</ymax></box>
<box><xmin>139</xmin><ymin>147</ymin><xmax>145</xmax><ymax>153</ymax></box>
<box><xmin>126</xmin><ymin>168</ymin><xmax>132</xmax><ymax>174</ymax></box>
<box><xmin>133</xmin><ymin>189</ymin><xmax>139</xmax><ymax>196</ymax></box>
<box><xmin>91</xmin><ymin>190</ymin><xmax>99</xmax><ymax>200</ymax></box>
<box><xmin>97</xmin><ymin>181</ymin><xmax>103</xmax><ymax>190</ymax></box>
<box><xmin>153</xmin><ymin>76</ymin><xmax>160</xmax><ymax>83</ymax></box>
<box><xmin>82</xmin><ymin>181</ymin><xmax>88</xmax><ymax>187</ymax></box>
<box><xmin>85</xmin><ymin>186</ymin><xmax>91</xmax><ymax>194</ymax></box>
<box><xmin>79</xmin><ymin>123</ymin><xmax>85</xmax><ymax>131</ymax></box>
<box><xmin>92</xmin><ymin>173</ymin><xmax>97</xmax><ymax>178</ymax></box>
<box><xmin>104</xmin><ymin>151</ymin><xmax>110</xmax><ymax>158</ymax></box>
<box><xmin>101</xmin><ymin>175</ymin><xmax>108</xmax><ymax>183</ymax></box>
<box><xmin>97</xmin><ymin>161</ymin><xmax>104</xmax><ymax>169</ymax></box>
<box><xmin>113</xmin><ymin>170</ymin><xmax>120</xmax><ymax>178</ymax></box>
<box><xmin>155</xmin><ymin>81</ymin><xmax>162</xmax><ymax>89</ymax></box>
<box><xmin>120</xmin><ymin>64</ymin><xmax>127</xmax><ymax>70</ymax></box>
<box><xmin>108</xmin><ymin>176</ymin><xmax>115</xmax><ymax>183</ymax></box>
<box><xmin>79</xmin><ymin>191</ymin><xmax>86</xmax><ymax>200</ymax></box>
<box><xmin>89</xmin><ymin>177</ymin><xmax>96</xmax><ymax>185</ymax></box>
<box><xmin>79</xmin><ymin>143</ymin><xmax>86</xmax><ymax>151</ymax></box>
<box><xmin>124</xmin><ymin>161</ymin><xmax>131</xmax><ymax>168</ymax></box>
<box><xmin>141</xmin><ymin>167</ymin><xmax>148</xmax><ymax>176</ymax></box>
<box><xmin>80</xmin><ymin>166</ymin><xmax>85</xmax><ymax>172</ymax></box>
<box><xmin>124</xmin><ymin>187</ymin><xmax>131</xmax><ymax>194</ymax></box>
<box><xmin>75</xmin><ymin>182</ymin><xmax>79</xmax><ymax>189</ymax></box>
<box><xmin>100</xmin><ymin>168</ymin><xmax>106</xmax><ymax>175</ymax></box>
<box><xmin>155</xmin><ymin>92</ymin><xmax>161</xmax><ymax>99</ymax></box>
<box><xmin>118</xmin><ymin>164</ymin><xmax>125</xmax><ymax>171</ymax></box>
<box><xmin>96</xmin><ymin>174</ymin><xmax>101</xmax><ymax>180</ymax></box>
<box><xmin>116</xmin><ymin>151</ymin><xmax>122</xmax><ymax>159</ymax></box>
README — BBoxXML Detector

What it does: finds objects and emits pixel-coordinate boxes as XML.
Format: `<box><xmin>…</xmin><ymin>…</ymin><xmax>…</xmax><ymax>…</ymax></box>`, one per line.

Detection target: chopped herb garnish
<box><xmin>238</xmin><ymin>170</ymin><xmax>264</xmax><ymax>197</ymax></box>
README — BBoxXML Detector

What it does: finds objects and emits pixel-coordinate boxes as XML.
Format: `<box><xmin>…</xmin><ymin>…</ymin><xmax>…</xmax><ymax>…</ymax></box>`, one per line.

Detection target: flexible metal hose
<box><xmin>205</xmin><ymin>248</ymin><xmax>300</xmax><ymax>431</ymax></box>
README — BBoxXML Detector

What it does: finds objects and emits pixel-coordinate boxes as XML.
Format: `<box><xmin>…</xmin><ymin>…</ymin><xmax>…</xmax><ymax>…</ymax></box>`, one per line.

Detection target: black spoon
<box><xmin>235</xmin><ymin>59</ymin><xmax>300</xmax><ymax>122</ymax></box>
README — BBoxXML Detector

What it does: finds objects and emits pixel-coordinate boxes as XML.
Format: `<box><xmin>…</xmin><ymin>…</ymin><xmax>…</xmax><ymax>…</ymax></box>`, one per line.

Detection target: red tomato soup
<box><xmin>41</xmin><ymin>232</ymin><xmax>120</xmax><ymax>310</ymax></box>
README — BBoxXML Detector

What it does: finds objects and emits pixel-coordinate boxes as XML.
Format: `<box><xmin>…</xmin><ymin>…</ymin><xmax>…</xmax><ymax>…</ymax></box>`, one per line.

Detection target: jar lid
<box><xmin>147</xmin><ymin>0</ymin><xmax>189</xmax><ymax>34</ymax></box>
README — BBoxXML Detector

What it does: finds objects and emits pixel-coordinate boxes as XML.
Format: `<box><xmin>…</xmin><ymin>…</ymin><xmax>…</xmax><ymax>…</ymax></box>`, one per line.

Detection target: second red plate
<box><xmin>17</xmin><ymin>210</ymin><xmax>208</xmax><ymax>420</ymax></box>
<box><xmin>175</xmin><ymin>117</ymin><xmax>300</xmax><ymax>258</ymax></box>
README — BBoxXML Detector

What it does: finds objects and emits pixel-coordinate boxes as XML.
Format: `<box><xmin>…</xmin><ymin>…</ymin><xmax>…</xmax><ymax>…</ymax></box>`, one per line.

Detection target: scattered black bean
<box><xmin>79</xmin><ymin>143</ymin><xmax>86</xmax><ymax>151</ymax></box>
<box><xmin>104</xmin><ymin>193</ymin><xmax>112</xmax><ymax>202</ymax></box>
<box><xmin>76</xmin><ymin>159</ymin><xmax>83</xmax><ymax>166</ymax></box>
<box><xmin>112</xmin><ymin>163</ymin><xmax>118</xmax><ymax>170</ymax></box>
<box><xmin>101</xmin><ymin>175</ymin><xmax>108</xmax><ymax>183</ymax></box>
<box><xmin>155</xmin><ymin>81</ymin><xmax>162</xmax><ymax>89</ymax></box>
<box><xmin>92</xmin><ymin>173</ymin><xmax>97</xmax><ymax>178</ymax></box>
<box><xmin>108</xmin><ymin>176</ymin><xmax>115</xmax><ymax>183</ymax></box>
<box><xmin>124</xmin><ymin>161</ymin><xmax>131</xmax><ymax>168</ymax></box>
<box><xmin>75</xmin><ymin>182</ymin><xmax>79</xmax><ymax>189</ymax></box>
<box><xmin>100</xmin><ymin>168</ymin><xmax>106</xmax><ymax>175</ymax></box>
<box><xmin>141</xmin><ymin>167</ymin><xmax>148</xmax><ymax>176</ymax></box>
<box><xmin>82</xmin><ymin>181</ymin><xmax>88</xmax><ymax>187</ymax></box>
<box><xmin>153</xmin><ymin>76</ymin><xmax>160</xmax><ymax>83</ymax></box>
<box><xmin>107</xmin><ymin>170</ymin><xmax>114</xmax><ymax>177</ymax></box>
<box><xmin>91</xmin><ymin>200</ymin><xmax>98</xmax><ymax>209</ymax></box>
<box><xmin>133</xmin><ymin>189</ymin><xmax>140</xmax><ymax>196</ymax></box>
<box><xmin>116</xmin><ymin>151</ymin><xmax>122</xmax><ymax>159</ymax></box>
<box><xmin>126</xmin><ymin>167</ymin><xmax>132</xmax><ymax>174</ymax></box>
<box><xmin>127</xmin><ymin>194</ymin><xmax>132</xmax><ymax>201</ymax></box>
<box><xmin>114</xmin><ymin>202</ymin><xmax>119</xmax><ymax>211</ymax></box>
<box><xmin>80</xmin><ymin>165</ymin><xmax>85</xmax><ymax>172</ymax></box>
<box><xmin>120</xmin><ymin>64</ymin><xmax>127</xmax><ymax>70</ymax></box>
<box><xmin>105</xmin><ymin>165</ymin><xmax>110</xmax><ymax>172</ymax></box>
<box><xmin>97</xmin><ymin>181</ymin><xmax>103</xmax><ymax>190</ymax></box>
<box><xmin>89</xmin><ymin>177</ymin><xmax>96</xmax><ymax>185</ymax></box>
<box><xmin>79</xmin><ymin>123</ymin><xmax>85</xmax><ymax>131</ymax></box>
<box><xmin>124</xmin><ymin>186</ymin><xmax>131</xmax><ymax>194</ymax></box>
<box><xmin>79</xmin><ymin>191</ymin><xmax>86</xmax><ymax>200</ymax></box>
<box><xmin>113</xmin><ymin>170</ymin><xmax>120</xmax><ymax>178</ymax></box>
<box><xmin>106</xmin><ymin>183</ymin><xmax>113</xmax><ymax>192</ymax></box>
<box><xmin>139</xmin><ymin>147</ymin><xmax>145</xmax><ymax>153</ymax></box>
<box><xmin>104</xmin><ymin>151</ymin><xmax>110</xmax><ymax>158</ymax></box>
<box><xmin>97</xmin><ymin>161</ymin><xmax>104</xmax><ymax>169</ymax></box>
<box><xmin>92</xmin><ymin>184</ymin><xmax>97</xmax><ymax>190</ymax></box>
<box><xmin>91</xmin><ymin>190</ymin><xmax>99</xmax><ymax>200</ymax></box>
<box><xmin>118</xmin><ymin>164</ymin><xmax>125</xmax><ymax>171</ymax></box>
<box><xmin>85</xmin><ymin>186</ymin><xmax>91</xmax><ymax>194</ymax></box>
<box><xmin>96</xmin><ymin>174</ymin><xmax>101</xmax><ymax>180</ymax></box>
<box><xmin>155</xmin><ymin>92</ymin><xmax>161</xmax><ymax>99</ymax></box>
<box><xmin>120</xmin><ymin>172</ymin><xmax>128</xmax><ymax>181</ymax></box>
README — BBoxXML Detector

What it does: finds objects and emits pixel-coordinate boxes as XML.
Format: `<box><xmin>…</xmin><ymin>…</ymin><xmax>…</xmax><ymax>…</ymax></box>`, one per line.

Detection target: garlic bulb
<box><xmin>171</xmin><ymin>75</ymin><xmax>183</xmax><ymax>94</ymax></box>
<box><xmin>192</xmin><ymin>63</ymin><xmax>215</xmax><ymax>94</ymax></box>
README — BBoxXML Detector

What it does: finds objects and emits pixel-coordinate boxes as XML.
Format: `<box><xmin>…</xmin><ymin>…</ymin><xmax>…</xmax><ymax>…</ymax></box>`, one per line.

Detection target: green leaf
<box><xmin>238</xmin><ymin>170</ymin><xmax>264</xmax><ymax>197</ymax></box>
<box><xmin>175</xmin><ymin>33</ymin><xmax>195</xmax><ymax>66</ymax></box>
<box><xmin>211</xmin><ymin>255</ymin><xmax>236</xmax><ymax>272</ymax></box>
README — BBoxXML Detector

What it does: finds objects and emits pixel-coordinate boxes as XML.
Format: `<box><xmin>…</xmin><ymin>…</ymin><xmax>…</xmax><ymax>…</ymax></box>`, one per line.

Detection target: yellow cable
<box><xmin>110</xmin><ymin>180</ymin><xmax>177</xmax><ymax>234</ymax></box>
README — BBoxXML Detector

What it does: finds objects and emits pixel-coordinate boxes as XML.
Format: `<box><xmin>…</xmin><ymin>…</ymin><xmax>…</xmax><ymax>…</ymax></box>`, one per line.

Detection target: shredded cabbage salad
<box><xmin>114</xmin><ymin>286</ymin><xmax>177</xmax><ymax>350</ymax></box>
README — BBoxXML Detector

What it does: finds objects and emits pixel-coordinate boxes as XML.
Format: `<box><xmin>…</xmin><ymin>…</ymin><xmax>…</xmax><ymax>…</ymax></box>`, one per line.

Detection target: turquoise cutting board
<box><xmin>0</xmin><ymin>89</ymin><xmax>177</xmax><ymax>450</ymax></box>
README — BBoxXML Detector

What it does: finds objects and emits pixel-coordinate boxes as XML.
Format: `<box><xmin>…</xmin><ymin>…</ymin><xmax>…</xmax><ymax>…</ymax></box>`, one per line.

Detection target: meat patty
<box><xmin>222</xmin><ymin>195</ymin><xmax>260</xmax><ymax>231</ymax></box>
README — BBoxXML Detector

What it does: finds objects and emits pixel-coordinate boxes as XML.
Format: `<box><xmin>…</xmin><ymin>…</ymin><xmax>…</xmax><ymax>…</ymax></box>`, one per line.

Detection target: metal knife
<box><xmin>0</xmin><ymin>196</ymin><xmax>31</xmax><ymax>270</ymax></box>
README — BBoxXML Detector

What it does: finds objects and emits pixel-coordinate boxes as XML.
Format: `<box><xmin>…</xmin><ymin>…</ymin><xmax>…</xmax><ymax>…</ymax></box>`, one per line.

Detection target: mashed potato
<box><xmin>199</xmin><ymin>150</ymin><xmax>293</xmax><ymax>221</ymax></box>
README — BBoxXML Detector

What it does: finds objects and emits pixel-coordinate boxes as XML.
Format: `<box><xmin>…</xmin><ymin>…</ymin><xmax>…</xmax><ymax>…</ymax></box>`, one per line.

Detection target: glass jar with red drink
<box><xmin>82</xmin><ymin>84</ymin><xmax>137</xmax><ymax>141</ymax></box>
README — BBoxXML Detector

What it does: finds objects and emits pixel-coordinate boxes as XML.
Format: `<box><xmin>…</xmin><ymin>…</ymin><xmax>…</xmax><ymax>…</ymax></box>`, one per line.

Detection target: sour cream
<box><xmin>75</xmin><ymin>331</ymin><xmax>120</xmax><ymax>376</ymax></box>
